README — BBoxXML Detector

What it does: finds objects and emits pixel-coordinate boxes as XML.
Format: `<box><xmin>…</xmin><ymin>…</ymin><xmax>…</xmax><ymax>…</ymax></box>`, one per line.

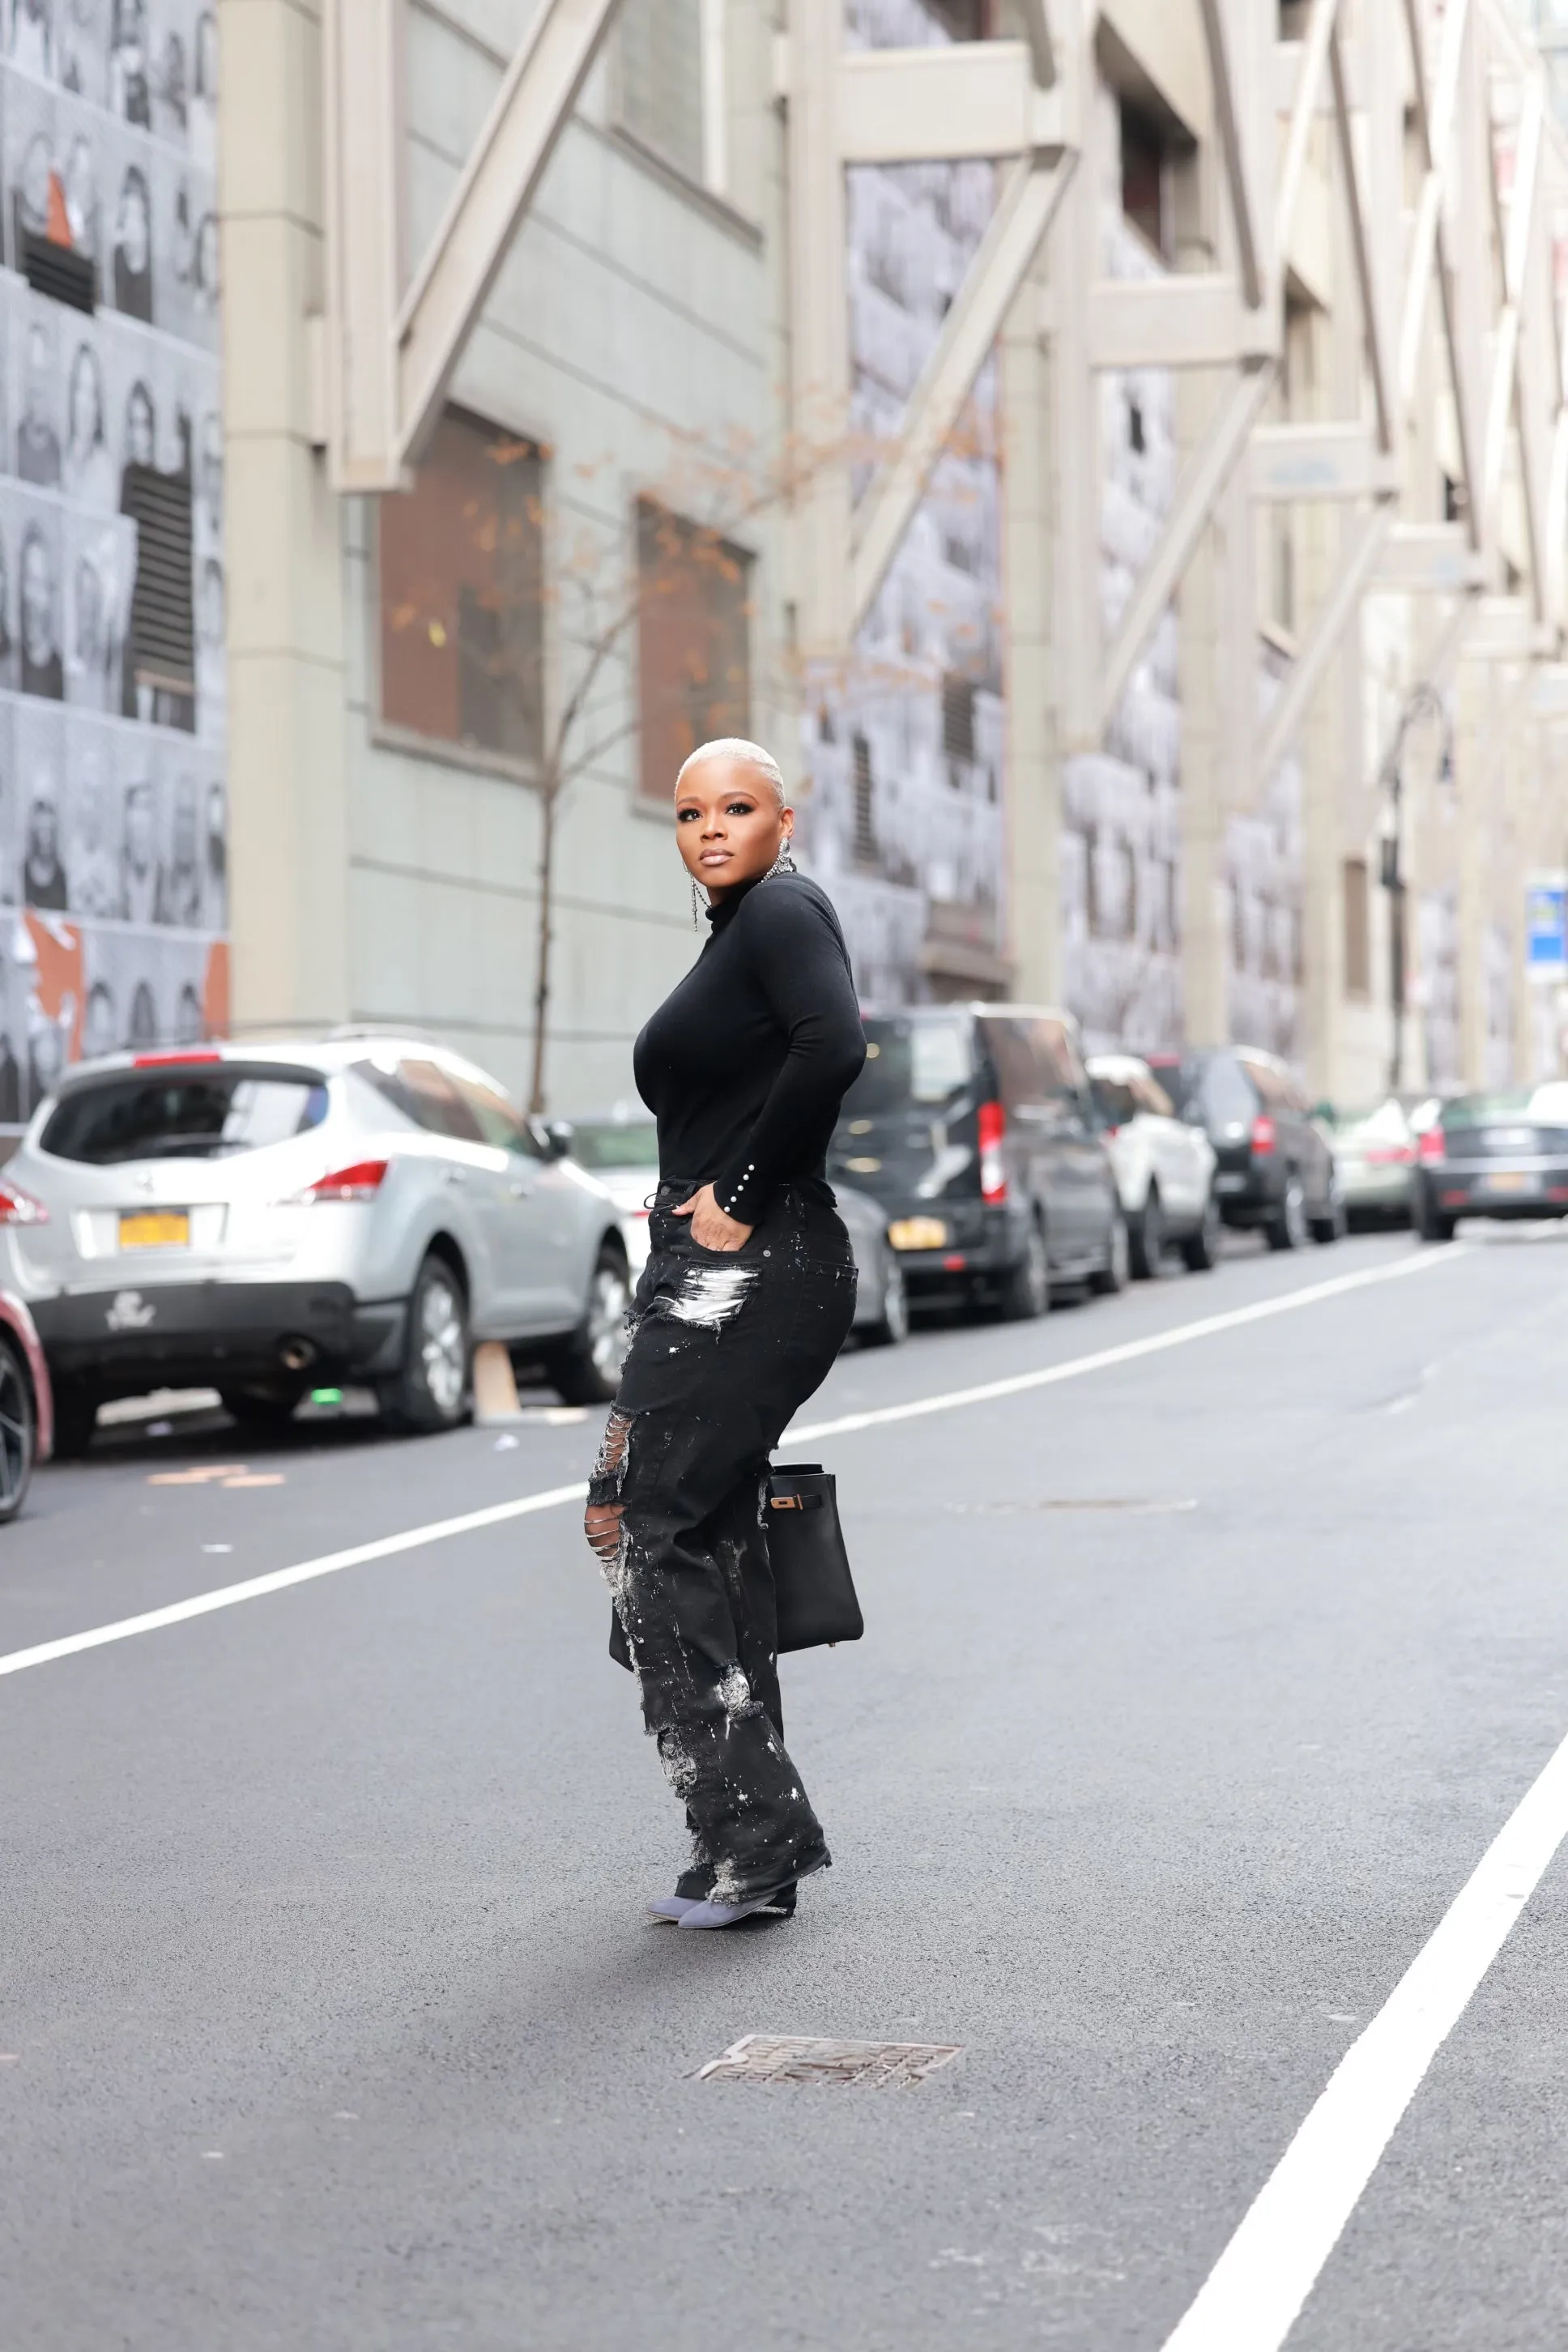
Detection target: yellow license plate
<box><xmin>1481</xmin><ymin>1170</ymin><xmax>1529</xmax><ymax>1194</ymax></box>
<box><xmin>888</xmin><ymin>1216</ymin><xmax>949</xmax><ymax>1251</ymax></box>
<box><xmin>119</xmin><ymin>1212</ymin><xmax>190</xmax><ymax>1248</ymax></box>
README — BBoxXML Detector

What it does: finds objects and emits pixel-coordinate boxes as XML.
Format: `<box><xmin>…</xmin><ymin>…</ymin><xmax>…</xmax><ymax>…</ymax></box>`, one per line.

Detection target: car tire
<box><xmin>220</xmin><ymin>1385</ymin><xmax>305</xmax><ymax>1435</ymax></box>
<box><xmin>998</xmin><ymin>1220</ymin><xmax>1050</xmax><ymax>1320</ymax></box>
<box><xmin>1180</xmin><ymin>1190</ymin><xmax>1222</xmax><ymax>1272</ymax></box>
<box><xmin>1127</xmin><ymin>1187</ymin><xmax>1164</xmax><ymax>1279</ymax></box>
<box><xmin>1089</xmin><ymin>1212</ymin><xmax>1130</xmax><ymax>1295</ymax></box>
<box><xmin>50</xmin><ymin>1378</ymin><xmax>97</xmax><ymax>1459</ymax></box>
<box><xmin>0</xmin><ymin>1336</ymin><xmax>37</xmax><ymax>1520</ymax></box>
<box><xmin>1309</xmin><ymin>1188</ymin><xmax>1347</xmax><ymax>1245</ymax></box>
<box><xmin>378</xmin><ymin>1251</ymin><xmax>471</xmax><ymax>1433</ymax></box>
<box><xmin>543</xmin><ymin>1240</ymin><xmax>632</xmax><ymax>1405</ymax></box>
<box><xmin>1416</xmin><ymin>1191</ymin><xmax>1457</xmax><ymax>1244</ymax></box>
<box><xmin>859</xmin><ymin>1251</ymin><xmax>910</xmax><ymax>1347</ymax></box>
<box><xmin>1267</xmin><ymin>1178</ymin><xmax>1309</xmax><ymax>1251</ymax></box>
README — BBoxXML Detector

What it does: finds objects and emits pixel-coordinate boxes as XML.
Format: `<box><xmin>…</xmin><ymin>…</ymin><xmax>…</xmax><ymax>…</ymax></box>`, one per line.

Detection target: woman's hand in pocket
<box><xmin>673</xmin><ymin>1182</ymin><xmax>753</xmax><ymax>1252</ymax></box>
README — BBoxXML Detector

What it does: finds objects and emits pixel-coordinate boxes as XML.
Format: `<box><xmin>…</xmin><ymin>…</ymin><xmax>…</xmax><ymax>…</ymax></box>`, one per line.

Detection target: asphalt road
<box><xmin>5</xmin><ymin>1223</ymin><xmax>1568</xmax><ymax>2350</ymax></box>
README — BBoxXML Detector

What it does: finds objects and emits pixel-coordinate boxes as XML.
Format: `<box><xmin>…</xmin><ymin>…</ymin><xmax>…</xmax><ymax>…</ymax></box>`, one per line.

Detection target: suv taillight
<box><xmin>301</xmin><ymin>1158</ymin><xmax>389</xmax><ymax>1202</ymax></box>
<box><xmin>1417</xmin><ymin>1128</ymin><xmax>1445</xmax><ymax>1165</ymax></box>
<box><xmin>1251</xmin><ymin>1114</ymin><xmax>1276</xmax><ymax>1157</ymax></box>
<box><xmin>0</xmin><ymin>1180</ymin><xmax>48</xmax><ymax>1225</ymax></box>
<box><xmin>978</xmin><ymin>1100</ymin><xmax>1007</xmax><ymax>1204</ymax></box>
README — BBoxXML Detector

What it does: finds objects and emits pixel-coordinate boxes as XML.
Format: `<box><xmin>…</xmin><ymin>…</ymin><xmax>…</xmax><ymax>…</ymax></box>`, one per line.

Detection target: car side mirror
<box><xmin>539</xmin><ymin>1118</ymin><xmax>573</xmax><ymax>1160</ymax></box>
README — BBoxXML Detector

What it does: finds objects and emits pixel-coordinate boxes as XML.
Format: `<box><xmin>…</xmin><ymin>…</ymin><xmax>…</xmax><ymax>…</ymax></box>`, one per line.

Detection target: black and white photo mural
<box><xmin>0</xmin><ymin>3</ymin><xmax>226</xmax><ymax>1123</ymax></box>
<box><xmin>800</xmin><ymin>0</ymin><xmax>1007</xmax><ymax>1006</ymax></box>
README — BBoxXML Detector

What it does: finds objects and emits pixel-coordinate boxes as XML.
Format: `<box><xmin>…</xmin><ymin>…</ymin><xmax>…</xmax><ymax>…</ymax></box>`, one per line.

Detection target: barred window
<box><xmin>378</xmin><ymin>407</ymin><xmax>543</xmax><ymax>768</ymax></box>
<box><xmin>616</xmin><ymin>0</ymin><xmax>704</xmax><ymax>182</ymax></box>
<box><xmin>636</xmin><ymin>499</ymin><xmax>751</xmax><ymax>799</ymax></box>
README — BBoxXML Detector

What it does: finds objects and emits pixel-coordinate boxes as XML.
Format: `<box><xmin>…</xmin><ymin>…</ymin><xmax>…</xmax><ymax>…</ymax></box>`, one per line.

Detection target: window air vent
<box><xmin>22</xmin><ymin>231</ymin><xmax>95</xmax><ymax>314</ymax></box>
<box><xmin>122</xmin><ymin>461</ymin><xmax>194</xmax><ymax>689</ymax></box>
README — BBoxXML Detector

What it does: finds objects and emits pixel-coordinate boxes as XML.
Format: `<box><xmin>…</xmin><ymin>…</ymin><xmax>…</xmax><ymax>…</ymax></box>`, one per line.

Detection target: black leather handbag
<box><xmin>608</xmin><ymin>1461</ymin><xmax>863</xmax><ymax>1669</ymax></box>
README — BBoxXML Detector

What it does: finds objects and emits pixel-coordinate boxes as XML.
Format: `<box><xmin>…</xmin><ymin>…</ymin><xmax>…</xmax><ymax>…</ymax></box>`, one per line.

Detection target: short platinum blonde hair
<box><xmin>674</xmin><ymin>736</ymin><xmax>788</xmax><ymax>807</ymax></box>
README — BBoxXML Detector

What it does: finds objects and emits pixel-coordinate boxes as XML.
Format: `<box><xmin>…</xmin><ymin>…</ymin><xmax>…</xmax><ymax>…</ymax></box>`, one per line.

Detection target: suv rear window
<box><xmin>41</xmin><ymin>1070</ymin><xmax>330</xmax><ymax>1164</ymax></box>
<box><xmin>569</xmin><ymin>1119</ymin><xmax>660</xmax><ymax>1170</ymax></box>
<box><xmin>844</xmin><ymin>1016</ymin><xmax>974</xmax><ymax>1114</ymax></box>
<box><xmin>1156</xmin><ymin>1054</ymin><xmax>1259</xmax><ymax>1128</ymax></box>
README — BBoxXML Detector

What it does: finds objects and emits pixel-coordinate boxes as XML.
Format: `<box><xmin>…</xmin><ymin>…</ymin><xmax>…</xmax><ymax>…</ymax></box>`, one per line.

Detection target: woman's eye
<box><xmin>726</xmin><ymin>801</ymin><xmax>756</xmax><ymax>816</ymax></box>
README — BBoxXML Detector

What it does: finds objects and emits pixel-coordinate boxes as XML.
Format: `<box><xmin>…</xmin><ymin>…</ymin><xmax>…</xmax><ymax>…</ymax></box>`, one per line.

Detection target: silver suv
<box><xmin>2</xmin><ymin>1036</ymin><xmax>631</xmax><ymax>1452</ymax></box>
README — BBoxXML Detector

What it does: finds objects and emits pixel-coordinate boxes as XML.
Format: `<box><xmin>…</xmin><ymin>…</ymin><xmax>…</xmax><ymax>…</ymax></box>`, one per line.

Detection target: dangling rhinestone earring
<box><xmin>691</xmin><ymin>876</ymin><xmax>707</xmax><ymax>929</ymax></box>
<box><xmin>761</xmin><ymin>837</ymin><xmax>799</xmax><ymax>884</ymax></box>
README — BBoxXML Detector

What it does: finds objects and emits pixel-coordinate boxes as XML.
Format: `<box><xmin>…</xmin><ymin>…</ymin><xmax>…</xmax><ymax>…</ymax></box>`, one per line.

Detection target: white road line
<box><xmin>791</xmin><ymin>1245</ymin><xmax>1464</xmax><ymax>1444</ymax></box>
<box><xmin>0</xmin><ymin>1244</ymin><xmax>1464</xmax><ymax>1685</ymax></box>
<box><xmin>1161</xmin><ymin>1722</ymin><xmax>1568</xmax><ymax>2351</ymax></box>
<box><xmin>0</xmin><ymin>1485</ymin><xmax>589</xmax><ymax>1681</ymax></box>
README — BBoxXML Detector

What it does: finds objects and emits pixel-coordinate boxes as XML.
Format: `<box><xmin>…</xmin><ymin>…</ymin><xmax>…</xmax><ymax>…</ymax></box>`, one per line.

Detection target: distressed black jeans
<box><xmin>586</xmin><ymin>1179</ymin><xmax>857</xmax><ymax>1905</ymax></box>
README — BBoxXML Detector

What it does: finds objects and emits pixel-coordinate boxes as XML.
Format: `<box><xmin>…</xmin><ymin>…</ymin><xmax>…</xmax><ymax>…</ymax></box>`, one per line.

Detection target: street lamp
<box><xmin>1378</xmin><ymin>680</ymin><xmax>1454</xmax><ymax>1093</ymax></box>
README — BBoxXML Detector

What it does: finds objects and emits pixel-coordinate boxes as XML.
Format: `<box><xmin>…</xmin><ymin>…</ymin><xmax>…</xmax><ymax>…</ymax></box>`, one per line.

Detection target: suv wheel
<box><xmin>380</xmin><ymin>1252</ymin><xmax>471</xmax><ymax>1433</ymax></box>
<box><xmin>998</xmin><ymin>1221</ymin><xmax>1050</xmax><ymax>1319</ymax></box>
<box><xmin>1181</xmin><ymin>1191</ymin><xmax>1221</xmax><ymax>1272</ymax></box>
<box><xmin>860</xmin><ymin>1251</ymin><xmax>910</xmax><ymax>1346</ymax></box>
<box><xmin>1128</xmin><ymin>1187</ymin><xmax>1164</xmax><ymax>1279</ymax></box>
<box><xmin>1310</xmin><ymin>1187</ymin><xmax>1347</xmax><ymax>1245</ymax></box>
<box><xmin>0</xmin><ymin>1338</ymin><xmax>36</xmax><ymax>1520</ymax></box>
<box><xmin>1416</xmin><ymin>1189</ymin><xmax>1456</xmax><ymax>1244</ymax></box>
<box><xmin>544</xmin><ymin>1242</ymin><xmax>631</xmax><ymax>1404</ymax></box>
<box><xmin>1268</xmin><ymin>1178</ymin><xmax>1309</xmax><ymax>1252</ymax></box>
<box><xmin>1089</xmin><ymin>1212</ymin><xmax>1130</xmax><ymax>1295</ymax></box>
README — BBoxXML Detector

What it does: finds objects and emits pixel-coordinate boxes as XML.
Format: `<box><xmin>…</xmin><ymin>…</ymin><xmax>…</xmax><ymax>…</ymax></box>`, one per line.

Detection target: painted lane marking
<box><xmin>790</xmin><ymin>1245</ymin><xmax>1466</xmax><ymax>1445</ymax></box>
<box><xmin>1160</xmin><ymin>1720</ymin><xmax>1568</xmax><ymax>2350</ymax></box>
<box><xmin>0</xmin><ymin>1246</ymin><xmax>1465</xmax><ymax>1685</ymax></box>
<box><xmin>0</xmin><ymin>1486</ymin><xmax>589</xmax><ymax>1681</ymax></box>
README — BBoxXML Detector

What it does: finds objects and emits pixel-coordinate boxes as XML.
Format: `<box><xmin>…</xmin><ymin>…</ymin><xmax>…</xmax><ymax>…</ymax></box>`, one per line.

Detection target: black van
<box><xmin>827</xmin><ymin>1005</ymin><xmax>1126</xmax><ymax>1317</ymax></box>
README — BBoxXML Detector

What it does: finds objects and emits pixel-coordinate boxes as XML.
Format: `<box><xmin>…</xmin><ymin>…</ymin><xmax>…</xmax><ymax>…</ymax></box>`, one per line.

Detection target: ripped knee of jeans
<box><xmin>584</xmin><ymin>1500</ymin><xmax>624</xmax><ymax>1566</ymax></box>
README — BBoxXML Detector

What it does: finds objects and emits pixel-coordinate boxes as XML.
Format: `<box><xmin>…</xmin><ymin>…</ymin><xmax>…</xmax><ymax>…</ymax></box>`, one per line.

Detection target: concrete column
<box><xmin>1002</xmin><ymin>266</ymin><xmax>1059</xmax><ymax>1001</ymax></box>
<box><xmin>219</xmin><ymin>0</ymin><xmax>350</xmax><ymax>1032</ymax></box>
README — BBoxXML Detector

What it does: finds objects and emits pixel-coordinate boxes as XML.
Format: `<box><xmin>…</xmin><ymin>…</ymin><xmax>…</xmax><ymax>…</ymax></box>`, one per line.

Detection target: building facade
<box><xmin>0</xmin><ymin>0</ymin><xmax>226</xmax><ymax>1132</ymax></box>
<box><xmin>201</xmin><ymin>0</ymin><xmax>1568</xmax><ymax>1117</ymax></box>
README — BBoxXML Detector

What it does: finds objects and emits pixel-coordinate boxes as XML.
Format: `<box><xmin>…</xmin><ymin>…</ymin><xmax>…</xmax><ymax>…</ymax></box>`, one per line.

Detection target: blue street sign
<box><xmin>1526</xmin><ymin>875</ymin><xmax>1568</xmax><ymax>974</ymax></box>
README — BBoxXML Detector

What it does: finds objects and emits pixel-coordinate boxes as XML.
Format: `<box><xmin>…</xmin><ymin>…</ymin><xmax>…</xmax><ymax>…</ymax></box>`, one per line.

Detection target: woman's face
<box><xmin>674</xmin><ymin>754</ymin><xmax>792</xmax><ymax>902</ymax></box>
<box><xmin>127</xmin><ymin>383</ymin><xmax>154</xmax><ymax>465</ymax></box>
<box><xmin>70</xmin><ymin>348</ymin><xmax>100</xmax><ymax>447</ymax></box>
<box><xmin>118</xmin><ymin>177</ymin><xmax>149</xmax><ymax>272</ymax></box>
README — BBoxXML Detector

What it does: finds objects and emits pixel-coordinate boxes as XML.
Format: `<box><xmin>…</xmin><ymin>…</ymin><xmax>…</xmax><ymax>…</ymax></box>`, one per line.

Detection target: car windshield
<box><xmin>569</xmin><ymin>1120</ymin><xmax>660</xmax><ymax>1171</ymax></box>
<box><xmin>1441</xmin><ymin>1090</ymin><xmax>1537</xmax><ymax>1129</ymax></box>
<box><xmin>1336</xmin><ymin>1099</ymin><xmax>1412</xmax><ymax>1140</ymax></box>
<box><xmin>842</xmin><ymin>1016</ymin><xmax>973</xmax><ymax>1115</ymax></box>
<box><xmin>40</xmin><ymin>1070</ymin><xmax>330</xmax><ymax>1164</ymax></box>
<box><xmin>1150</xmin><ymin>1055</ymin><xmax>1257</xmax><ymax>1127</ymax></box>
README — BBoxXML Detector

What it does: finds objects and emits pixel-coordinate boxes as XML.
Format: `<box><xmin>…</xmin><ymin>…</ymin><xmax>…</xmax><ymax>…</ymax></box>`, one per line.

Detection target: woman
<box><xmin>584</xmin><ymin>739</ymin><xmax>866</xmax><ymax>1931</ymax></box>
<box><xmin>63</xmin><ymin>341</ymin><xmax>115</xmax><ymax>511</ymax></box>
<box><xmin>112</xmin><ymin>164</ymin><xmax>152</xmax><ymax>321</ymax></box>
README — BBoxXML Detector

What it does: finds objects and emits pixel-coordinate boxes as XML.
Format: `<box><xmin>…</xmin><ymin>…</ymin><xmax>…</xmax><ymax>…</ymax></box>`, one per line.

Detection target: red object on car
<box><xmin>0</xmin><ymin>1287</ymin><xmax>53</xmax><ymax>1514</ymax></box>
<box><xmin>1250</xmin><ymin>1114</ymin><xmax>1276</xmax><ymax>1157</ymax></box>
<box><xmin>1417</xmin><ymin>1127</ymin><xmax>1446</xmax><ymax>1165</ymax></box>
<box><xmin>978</xmin><ymin>1100</ymin><xmax>1008</xmax><ymax>1204</ymax></box>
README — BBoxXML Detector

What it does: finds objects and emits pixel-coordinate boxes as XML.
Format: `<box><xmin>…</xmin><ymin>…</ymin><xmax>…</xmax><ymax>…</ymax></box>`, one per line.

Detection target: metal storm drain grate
<box><xmin>696</xmin><ymin>2035</ymin><xmax>963</xmax><ymax>2088</ymax></box>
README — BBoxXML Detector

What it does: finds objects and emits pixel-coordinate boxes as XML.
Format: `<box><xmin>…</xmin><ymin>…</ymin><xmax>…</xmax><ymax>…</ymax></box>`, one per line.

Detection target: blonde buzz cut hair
<box><xmin>674</xmin><ymin>737</ymin><xmax>788</xmax><ymax>807</ymax></box>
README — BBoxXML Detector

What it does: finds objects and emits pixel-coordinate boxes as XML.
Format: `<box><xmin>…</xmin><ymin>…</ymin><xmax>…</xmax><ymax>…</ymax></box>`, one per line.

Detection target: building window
<box><xmin>1120</xmin><ymin>101</ymin><xmax>1166</xmax><ymax>258</ymax></box>
<box><xmin>636</xmin><ymin>499</ymin><xmax>751</xmax><ymax>799</ymax></box>
<box><xmin>1344</xmin><ymin>858</ymin><xmax>1370</xmax><ymax>997</ymax></box>
<box><xmin>617</xmin><ymin>0</ymin><xmax>704</xmax><ymax>183</ymax></box>
<box><xmin>377</xmin><ymin>407</ymin><xmax>544</xmax><ymax>769</ymax></box>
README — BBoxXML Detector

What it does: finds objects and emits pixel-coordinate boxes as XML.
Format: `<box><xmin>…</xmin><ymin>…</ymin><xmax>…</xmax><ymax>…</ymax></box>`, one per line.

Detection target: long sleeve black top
<box><xmin>633</xmin><ymin>871</ymin><xmax>866</xmax><ymax>1221</ymax></box>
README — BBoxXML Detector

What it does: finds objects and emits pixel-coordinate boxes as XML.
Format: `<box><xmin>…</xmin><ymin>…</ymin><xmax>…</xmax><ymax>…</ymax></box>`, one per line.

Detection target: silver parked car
<box><xmin>3</xmin><ymin>1036</ymin><xmax>632</xmax><ymax>1453</ymax></box>
<box><xmin>554</xmin><ymin>1109</ymin><xmax>909</xmax><ymax>1344</ymax></box>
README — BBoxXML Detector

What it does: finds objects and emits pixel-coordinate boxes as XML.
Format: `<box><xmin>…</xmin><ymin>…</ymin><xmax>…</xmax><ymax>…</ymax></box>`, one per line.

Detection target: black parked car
<box><xmin>1413</xmin><ymin>1084</ymin><xmax>1568</xmax><ymax>1240</ymax></box>
<box><xmin>828</xmin><ymin>1004</ymin><xmax>1126</xmax><ymax>1318</ymax></box>
<box><xmin>1147</xmin><ymin>1046</ymin><xmax>1342</xmax><ymax>1251</ymax></box>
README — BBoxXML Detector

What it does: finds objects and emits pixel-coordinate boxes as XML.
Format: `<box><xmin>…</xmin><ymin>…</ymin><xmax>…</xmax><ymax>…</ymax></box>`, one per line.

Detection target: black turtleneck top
<box><xmin>633</xmin><ymin>871</ymin><xmax>867</xmax><ymax>1222</ymax></box>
